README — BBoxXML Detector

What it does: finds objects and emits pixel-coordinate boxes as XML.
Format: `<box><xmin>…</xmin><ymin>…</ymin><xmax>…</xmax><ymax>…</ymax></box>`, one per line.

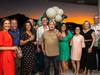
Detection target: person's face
<box><xmin>11</xmin><ymin>20</ymin><xmax>18</xmax><ymax>30</ymax></box>
<box><xmin>28</xmin><ymin>19</ymin><xmax>34</xmax><ymax>25</ymax></box>
<box><xmin>83</xmin><ymin>22</ymin><xmax>90</xmax><ymax>29</ymax></box>
<box><xmin>25</xmin><ymin>23</ymin><xmax>32</xmax><ymax>31</ymax></box>
<box><xmin>93</xmin><ymin>16</ymin><xmax>99</xmax><ymax>24</ymax></box>
<box><xmin>48</xmin><ymin>22</ymin><xmax>55</xmax><ymax>30</ymax></box>
<box><xmin>61</xmin><ymin>24</ymin><xmax>66</xmax><ymax>31</ymax></box>
<box><xmin>41</xmin><ymin>18</ymin><xmax>47</xmax><ymax>26</ymax></box>
<box><xmin>3</xmin><ymin>20</ymin><xmax>11</xmax><ymax>31</ymax></box>
<box><xmin>75</xmin><ymin>27</ymin><xmax>80</xmax><ymax>34</ymax></box>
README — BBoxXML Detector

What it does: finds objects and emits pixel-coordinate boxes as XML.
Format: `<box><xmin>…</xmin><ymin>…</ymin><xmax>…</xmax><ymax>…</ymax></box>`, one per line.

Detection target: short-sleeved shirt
<box><xmin>37</xmin><ymin>26</ymin><xmax>49</xmax><ymax>41</ymax></box>
<box><xmin>9</xmin><ymin>29</ymin><xmax>20</xmax><ymax>46</ymax></box>
<box><xmin>42</xmin><ymin>30</ymin><xmax>59</xmax><ymax>56</ymax></box>
<box><xmin>91</xmin><ymin>24</ymin><xmax>100</xmax><ymax>47</ymax></box>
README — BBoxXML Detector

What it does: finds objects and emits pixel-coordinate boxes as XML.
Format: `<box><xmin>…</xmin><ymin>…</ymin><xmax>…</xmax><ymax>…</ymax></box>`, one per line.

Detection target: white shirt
<box><xmin>37</xmin><ymin>26</ymin><xmax>49</xmax><ymax>44</ymax></box>
<box><xmin>91</xmin><ymin>23</ymin><xmax>100</xmax><ymax>47</ymax></box>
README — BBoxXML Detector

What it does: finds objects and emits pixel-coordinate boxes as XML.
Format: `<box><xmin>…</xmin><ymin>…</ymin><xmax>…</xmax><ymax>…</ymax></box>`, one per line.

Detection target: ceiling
<box><xmin>49</xmin><ymin>0</ymin><xmax>98</xmax><ymax>6</ymax></box>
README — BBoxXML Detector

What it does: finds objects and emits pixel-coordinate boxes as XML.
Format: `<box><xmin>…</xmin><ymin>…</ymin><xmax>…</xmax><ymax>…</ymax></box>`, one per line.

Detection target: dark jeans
<box><xmin>35</xmin><ymin>52</ymin><xmax>44</xmax><ymax>72</ymax></box>
<box><xmin>36</xmin><ymin>45</ymin><xmax>45</xmax><ymax>72</ymax></box>
<box><xmin>95</xmin><ymin>47</ymin><xmax>100</xmax><ymax>70</ymax></box>
<box><xmin>44</xmin><ymin>56</ymin><xmax>59</xmax><ymax>75</ymax></box>
<box><xmin>15</xmin><ymin>58</ymin><xmax>21</xmax><ymax>75</ymax></box>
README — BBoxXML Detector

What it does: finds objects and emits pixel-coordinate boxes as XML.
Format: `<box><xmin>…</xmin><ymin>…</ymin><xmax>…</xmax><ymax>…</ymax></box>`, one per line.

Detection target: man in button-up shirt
<box><xmin>36</xmin><ymin>17</ymin><xmax>49</xmax><ymax>75</ymax></box>
<box><xmin>9</xmin><ymin>19</ymin><xmax>21</xmax><ymax>75</ymax></box>
<box><xmin>91</xmin><ymin>15</ymin><xmax>100</xmax><ymax>71</ymax></box>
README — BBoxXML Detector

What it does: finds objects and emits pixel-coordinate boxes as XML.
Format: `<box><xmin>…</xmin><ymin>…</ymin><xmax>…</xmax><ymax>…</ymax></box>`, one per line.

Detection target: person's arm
<box><xmin>68</xmin><ymin>30</ymin><xmax>73</xmax><ymax>39</ymax></box>
<box><xmin>20</xmin><ymin>36</ymin><xmax>34</xmax><ymax>46</ymax></box>
<box><xmin>20</xmin><ymin>39</ymin><xmax>30</xmax><ymax>45</ymax></box>
<box><xmin>56</xmin><ymin>32</ymin><xmax>62</xmax><ymax>40</ymax></box>
<box><xmin>88</xmin><ymin>32</ymin><xmax>96</xmax><ymax>53</ymax></box>
<box><xmin>41</xmin><ymin>33</ymin><xmax>45</xmax><ymax>55</ymax></box>
<box><xmin>36</xmin><ymin>28</ymin><xmax>41</xmax><ymax>52</ymax></box>
<box><xmin>68</xmin><ymin>30</ymin><xmax>73</xmax><ymax>43</ymax></box>
<box><xmin>41</xmin><ymin>41</ymin><xmax>45</xmax><ymax>55</ymax></box>
<box><xmin>70</xmin><ymin>38</ymin><xmax>73</xmax><ymax>46</ymax></box>
<box><xmin>82</xmin><ymin>36</ymin><xmax>85</xmax><ymax>48</ymax></box>
<box><xmin>20</xmin><ymin>33</ymin><xmax>34</xmax><ymax>45</ymax></box>
<box><xmin>90</xmin><ymin>32</ymin><xmax>96</xmax><ymax>48</ymax></box>
<box><xmin>0</xmin><ymin>46</ymin><xmax>17</xmax><ymax>50</ymax></box>
<box><xmin>36</xmin><ymin>28</ymin><xmax>40</xmax><ymax>45</ymax></box>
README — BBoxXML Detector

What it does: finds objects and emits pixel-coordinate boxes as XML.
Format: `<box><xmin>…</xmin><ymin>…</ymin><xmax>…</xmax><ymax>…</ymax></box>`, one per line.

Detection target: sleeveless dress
<box><xmin>59</xmin><ymin>30</ymin><xmax>73</xmax><ymax>61</ymax></box>
<box><xmin>80</xmin><ymin>29</ymin><xmax>97</xmax><ymax>70</ymax></box>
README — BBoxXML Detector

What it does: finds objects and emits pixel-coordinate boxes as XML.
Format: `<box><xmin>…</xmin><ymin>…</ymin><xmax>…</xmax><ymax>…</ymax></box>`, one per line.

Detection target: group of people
<box><xmin>0</xmin><ymin>15</ymin><xmax>100</xmax><ymax>75</ymax></box>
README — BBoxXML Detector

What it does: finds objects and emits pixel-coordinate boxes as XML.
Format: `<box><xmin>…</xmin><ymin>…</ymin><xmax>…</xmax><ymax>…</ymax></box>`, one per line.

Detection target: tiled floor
<box><xmin>35</xmin><ymin>69</ymin><xmax>100</xmax><ymax>75</ymax></box>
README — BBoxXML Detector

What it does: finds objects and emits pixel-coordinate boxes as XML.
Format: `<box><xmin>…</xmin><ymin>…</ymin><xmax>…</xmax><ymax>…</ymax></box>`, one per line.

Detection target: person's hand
<box><xmin>56</xmin><ymin>32</ymin><xmax>61</xmax><ymax>37</ymax></box>
<box><xmin>14</xmin><ymin>46</ymin><xmax>19</xmax><ymax>50</ymax></box>
<box><xmin>15</xmin><ymin>47</ymin><xmax>23</xmax><ymax>58</ymax></box>
<box><xmin>43</xmin><ymin>51</ymin><xmax>46</xmax><ymax>55</ymax></box>
<box><xmin>34</xmin><ymin>41</ymin><xmax>37</xmax><ymax>45</ymax></box>
<box><xmin>88</xmin><ymin>48</ymin><xmax>92</xmax><ymax>53</ymax></box>
<box><xmin>29</xmin><ymin>35</ymin><xmax>34</xmax><ymax>41</ymax></box>
<box><xmin>42</xmin><ymin>50</ymin><xmax>46</xmax><ymax>55</ymax></box>
<box><xmin>37</xmin><ymin>47</ymin><xmax>41</xmax><ymax>53</ymax></box>
<box><xmin>56</xmin><ymin>32</ymin><xmax>62</xmax><ymax>39</ymax></box>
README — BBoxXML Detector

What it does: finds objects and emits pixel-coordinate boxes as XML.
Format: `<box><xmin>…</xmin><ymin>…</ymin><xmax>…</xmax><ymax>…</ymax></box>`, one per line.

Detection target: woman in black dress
<box><xmin>20</xmin><ymin>21</ymin><xmax>36</xmax><ymax>75</ymax></box>
<box><xmin>80</xmin><ymin>21</ymin><xmax>97</xmax><ymax>75</ymax></box>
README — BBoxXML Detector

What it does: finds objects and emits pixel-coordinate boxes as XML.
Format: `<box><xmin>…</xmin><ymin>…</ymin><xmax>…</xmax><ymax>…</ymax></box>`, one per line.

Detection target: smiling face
<box><xmin>41</xmin><ymin>17</ymin><xmax>48</xmax><ymax>26</ymax></box>
<box><xmin>75</xmin><ymin>27</ymin><xmax>80</xmax><ymax>34</ymax></box>
<box><xmin>48</xmin><ymin>21</ymin><xmax>55</xmax><ymax>31</ymax></box>
<box><xmin>83</xmin><ymin>21</ymin><xmax>90</xmax><ymax>29</ymax></box>
<box><xmin>61</xmin><ymin>24</ymin><xmax>66</xmax><ymax>32</ymax></box>
<box><xmin>3</xmin><ymin>20</ymin><xmax>11</xmax><ymax>31</ymax></box>
<box><xmin>25</xmin><ymin>22</ymin><xmax>32</xmax><ymax>31</ymax></box>
<box><xmin>93</xmin><ymin>16</ymin><xmax>99</xmax><ymax>25</ymax></box>
<box><xmin>11</xmin><ymin>19</ymin><xmax>18</xmax><ymax>30</ymax></box>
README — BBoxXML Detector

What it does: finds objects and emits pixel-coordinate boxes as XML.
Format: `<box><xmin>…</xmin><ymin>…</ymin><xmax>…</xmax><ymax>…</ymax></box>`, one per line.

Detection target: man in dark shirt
<box><xmin>9</xmin><ymin>18</ymin><xmax>21</xmax><ymax>75</ymax></box>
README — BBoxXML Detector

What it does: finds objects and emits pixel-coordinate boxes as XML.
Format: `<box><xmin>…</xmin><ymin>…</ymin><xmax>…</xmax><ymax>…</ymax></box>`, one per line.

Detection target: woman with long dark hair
<box><xmin>59</xmin><ymin>23</ymin><xmax>73</xmax><ymax>75</ymax></box>
<box><xmin>0</xmin><ymin>18</ymin><xmax>18</xmax><ymax>75</ymax></box>
<box><xmin>20</xmin><ymin>21</ymin><xmax>36</xmax><ymax>75</ymax></box>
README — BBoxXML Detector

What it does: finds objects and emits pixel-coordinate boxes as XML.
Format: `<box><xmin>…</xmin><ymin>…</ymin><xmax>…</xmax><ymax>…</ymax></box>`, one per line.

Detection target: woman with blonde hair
<box><xmin>80</xmin><ymin>21</ymin><xmax>97</xmax><ymax>75</ymax></box>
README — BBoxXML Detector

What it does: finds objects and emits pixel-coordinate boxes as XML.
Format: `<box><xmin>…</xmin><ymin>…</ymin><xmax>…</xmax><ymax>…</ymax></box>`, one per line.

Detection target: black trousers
<box><xmin>15</xmin><ymin>58</ymin><xmax>21</xmax><ymax>75</ymax></box>
<box><xmin>80</xmin><ymin>47</ymin><xmax>97</xmax><ymax>70</ymax></box>
<box><xmin>95</xmin><ymin>47</ymin><xmax>100</xmax><ymax>70</ymax></box>
<box><xmin>44</xmin><ymin>56</ymin><xmax>59</xmax><ymax>75</ymax></box>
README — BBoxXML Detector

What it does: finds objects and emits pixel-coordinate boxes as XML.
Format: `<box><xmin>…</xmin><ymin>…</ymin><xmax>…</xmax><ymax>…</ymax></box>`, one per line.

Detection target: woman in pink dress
<box><xmin>70</xmin><ymin>27</ymin><xmax>85</xmax><ymax>75</ymax></box>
